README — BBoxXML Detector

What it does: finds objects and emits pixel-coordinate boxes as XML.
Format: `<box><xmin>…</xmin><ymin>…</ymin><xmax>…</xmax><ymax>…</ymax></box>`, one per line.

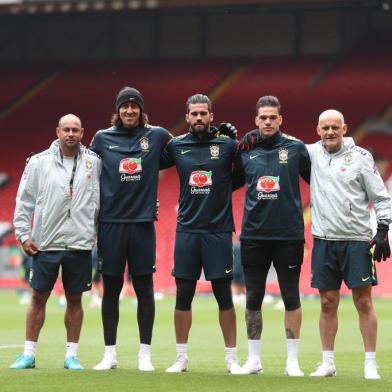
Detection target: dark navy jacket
<box><xmin>90</xmin><ymin>124</ymin><xmax>171</xmax><ymax>223</ymax></box>
<box><xmin>161</xmin><ymin>131</ymin><xmax>237</xmax><ymax>233</ymax></box>
<box><xmin>234</xmin><ymin>130</ymin><xmax>311</xmax><ymax>241</ymax></box>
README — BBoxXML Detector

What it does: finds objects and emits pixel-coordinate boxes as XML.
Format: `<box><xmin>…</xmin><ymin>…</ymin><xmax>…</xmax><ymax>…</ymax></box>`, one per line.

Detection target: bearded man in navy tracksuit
<box><xmin>161</xmin><ymin>94</ymin><xmax>241</xmax><ymax>374</ymax></box>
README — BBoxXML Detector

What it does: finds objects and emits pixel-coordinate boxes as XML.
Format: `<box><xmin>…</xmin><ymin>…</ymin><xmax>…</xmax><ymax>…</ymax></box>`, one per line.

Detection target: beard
<box><xmin>190</xmin><ymin>122</ymin><xmax>210</xmax><ymax>134</ymax></box>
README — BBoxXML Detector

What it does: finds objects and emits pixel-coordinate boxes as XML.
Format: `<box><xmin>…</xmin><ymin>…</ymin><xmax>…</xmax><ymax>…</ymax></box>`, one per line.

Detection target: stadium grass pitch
<box><xmin>1</xmin><ymin>290</ymin><xmax>392</xmax><ymax>391</ymax></box>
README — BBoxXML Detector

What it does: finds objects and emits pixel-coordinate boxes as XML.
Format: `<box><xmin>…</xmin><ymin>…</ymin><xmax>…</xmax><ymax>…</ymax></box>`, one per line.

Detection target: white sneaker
<box><xmin>239</xmin><ymin>357</ymin><xmax>263</xmax><ymax>374</ymax></box>
<box><xmin>285</xmin><ymin>361</ymin><xmax>304</xmax><ymax>377</ymax></box>
<box><xmin>166</xmin><ymin>356</ymin><xmax>188</xmax><ymax>373</ymax></box>
<box><xmin>138</xmin><ymin>354</ymin><xmax>154</xmax><ymax>371</ymax></box>
<box><xmin>364</xmin><ymin>364</ymin><xmax>381</xmax><ymax>380</ymax></box>
<box><xmin>310</xmin><ymin>362</ymin><xmax>336</xmax><ymax>377</ymax></box>
<box><xmin>227</xmin><ymin>360</ymin><xmax>243</xmax><ymax>374</ymax></box>
<box><xmin>93</xmin><ymin>356</ymin><xmax>117</xmax><ymax>370</ymax></box>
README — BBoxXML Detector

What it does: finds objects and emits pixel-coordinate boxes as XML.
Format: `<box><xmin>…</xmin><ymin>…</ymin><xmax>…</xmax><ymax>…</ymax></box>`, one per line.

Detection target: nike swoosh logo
<box><xmin>361</xmin><ymin>276</ymin><xmax>370</xmax><ymax>282</ymax></box>
<box><xmin>181</xmin><ymin>150</ymin><xmax>191</xmax><ymax>155</ymax></box>
<box><xmin>249</xmin><ymin>155</ymin><xmax>259</xmax><ymax>159</ymax></box>
<box><xmin>109</xmin><ymin>145</ymin><xmax>119</xmax><ymax>149</ymax></box>
<box><xmin>225</xmin><ymin>269</ymin><xmax>233</xmax><ymax>274</ymax></box>
<box><xmin>288</xmin><ymin>265</ymin><xmax>297</xmax><ymax>269</ymax></box>
<box><xmin>87</xmin><ymin>282</ymin><xmax>92</xmax><ymax>287</ymax></box>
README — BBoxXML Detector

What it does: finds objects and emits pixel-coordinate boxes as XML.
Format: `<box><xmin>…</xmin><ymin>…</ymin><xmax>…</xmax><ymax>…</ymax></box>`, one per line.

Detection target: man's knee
<box><xmin>211</xmin><ymin>278</ymin><xmax>233</xmax><ymax>311</ymax></box>
<box><xmin>31</xmin><ymin>289</ymin><xmax>50</xmax><ymax>307</ymax></box>
<box><xmin>102</xmin><ymin>274</ymin><xmax>124</xmax><ymax>297</ymax></box>
<box><xmin>282</xmin><ymin>294</ymin><xmax>301</xmax><ymax>311</ymax></box>
<box><xmin>245</xmin><ymin>279</ymin><xmax>264</xmax><ymax>311</ymax></box>
<box><xmin>320</xmin><ymin>291</ymin><xmax>339</xmax><ymax>313</ymax></box>
<box><xmin>353</xmin><ymin>288</ymin><xmax>373</xmax><ymax>314</ymax></box>
<box><xmin>64</xmin><ymin>291</ymin><xmax>82</xmax><ymax>307</ymax></box>
<box><xmin>175</xmin><ymin>278</ymin><xmax>197</xmax><ymax>311</ymax></box>
<box><xmin>133</xmin><ymin>274</ymin><xmax>154</xmax><ymax>300</ymax></box>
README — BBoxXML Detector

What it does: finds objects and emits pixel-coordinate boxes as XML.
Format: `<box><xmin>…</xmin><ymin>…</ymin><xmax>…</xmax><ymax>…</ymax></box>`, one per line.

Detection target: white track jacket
<box><xmin>307</xmin><ymin>139</ymin><xmax>391</xmax><ymax>241</ymax></box>
<box><xmin>14</xmin><ymin>140</ymin><xmax>101</xmax><ymax>250</ymax></box>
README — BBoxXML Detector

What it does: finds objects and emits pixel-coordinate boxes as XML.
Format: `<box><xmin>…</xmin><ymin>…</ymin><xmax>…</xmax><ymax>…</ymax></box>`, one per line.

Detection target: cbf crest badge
<box><xmin>210</xmin><ymin>144</ymin><xmax>220</xmax><ymax>159</ymax></box>
<box><xmin>278</xmin><ymin>148</ymin><xmax>288</xmax><ymax>164</ymax></box>
<box><xmin>344</xmin><ymin>153</ymin><xmax>353</xmax><ymax>164</ymax></box>
<box><xmin>140</xmin><ymin>137</ymin><xmax>149</xmax><ymax>152</ymax></box>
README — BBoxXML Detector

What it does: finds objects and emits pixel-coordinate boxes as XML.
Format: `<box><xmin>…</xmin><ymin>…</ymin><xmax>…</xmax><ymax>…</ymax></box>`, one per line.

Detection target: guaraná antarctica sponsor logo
<box><xmin>256</xmin><ymin>175</ymin><xmax>280</xmax><ymax>199</ymax></box>
<box><xmin>189</xmin><ymin>170</ymin><xmax>212</xmax><ymax>194</ymax></box>
<box><xmin>119</xmin><ymin>157</ymin><xmax>142</xmax><ymax>181</ymax></box>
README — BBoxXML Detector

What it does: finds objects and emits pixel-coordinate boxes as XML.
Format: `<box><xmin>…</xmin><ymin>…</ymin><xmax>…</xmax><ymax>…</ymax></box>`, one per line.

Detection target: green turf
<box><xmin>1</xmin><ymin>291</ymin><xmax>392</xmax><ymax>391</ymax></box>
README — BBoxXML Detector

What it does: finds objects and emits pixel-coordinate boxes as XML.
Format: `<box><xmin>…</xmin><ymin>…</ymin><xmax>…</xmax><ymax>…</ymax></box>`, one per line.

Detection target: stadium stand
<box><xmin>0</xmin><ymin>50</ymin><xmax>391</xmax><ymax>292</ymax></box>
<box><xmin>0</xmin><ymin>64</ymin><xmax>55</xmax><ymax>114</ymax></box>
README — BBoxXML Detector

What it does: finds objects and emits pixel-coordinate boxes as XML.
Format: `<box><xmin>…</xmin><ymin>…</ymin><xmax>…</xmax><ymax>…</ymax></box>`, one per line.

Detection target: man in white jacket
<box><xmin>308</xmin><ymin>109</ymin><xmax>391</xmax><ymax>380</ymax></box>
<box><xmin>10</xmin><ymin>114</ymin><xmax>101</xmax><ymax>370</ymax></box>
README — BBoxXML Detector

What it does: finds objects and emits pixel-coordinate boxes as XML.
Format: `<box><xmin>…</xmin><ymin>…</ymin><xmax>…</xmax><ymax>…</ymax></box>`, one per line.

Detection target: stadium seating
<box><xmin>0</xmin><ymin>54</ymin><xmax>391</xmax><ymax>292</ymax></box>
<box><xmin>0</xmin><ymin>63</ymin><xmax>54</xmax><ymax>112</ymax></box>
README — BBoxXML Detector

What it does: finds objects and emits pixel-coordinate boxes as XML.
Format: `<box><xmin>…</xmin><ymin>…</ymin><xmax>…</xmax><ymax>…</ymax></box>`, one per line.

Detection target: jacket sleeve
<box><xmin>299</xmin><ymin>142</ymin><xmax>311</xmax><ymax>184</ymax></box>
<box><xmin>360</xmin><ymin>153</ymin><xmax>391</xmax><ymax>224</ymax></box>
<box><xmin>232</xmin><ymin>152</ymin><xmax>245</xmax><ymax>191</ymax></box>
<box><xmin>13</xmin><ymin>157</ymin><xmax>40</xmax><ymax>243</ymax></box>
<box><xmin>89</xmin><ymin>131</ymin><xmax>101</xmax><ymax>155</ymax></box>
<box><xmin>93</xmin><ymin>157</ymin><xmax>102</xmax><ymax>228</ymax></box>
<box><xmin>160</xmin><ymin>140</ymin><xmax>175</xmax><ymax>170</ymax></box>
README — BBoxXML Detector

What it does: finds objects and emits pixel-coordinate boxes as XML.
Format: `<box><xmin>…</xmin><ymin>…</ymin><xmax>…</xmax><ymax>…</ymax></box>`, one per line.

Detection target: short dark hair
<box><xmin>256</xmin><ymin>95</ymin><xmax>281</xmax><ymax>114</ymax></box>
<box><xmin>186</xmin><ymin>94</ymin><xmax>212</xmax><ymax>113</ymax></box>
<box><xmin>110</xmin><ymin>112</ymin><xmax>149</xmax><ymax>128</ymax></box>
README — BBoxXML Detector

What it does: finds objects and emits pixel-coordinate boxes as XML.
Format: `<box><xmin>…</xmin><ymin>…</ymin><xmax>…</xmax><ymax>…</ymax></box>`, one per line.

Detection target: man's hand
<box><xmin>369</xmin><ymin>224</ymin><xmax>390</xmax><ymax>262</ymax></box>
<box><xmin>239</xmin><ymin>130</ymin><xmax>259</xmax><ymax>151</ymax></box>
<box><xmin>22</xmin><ymin>239</ymin><xmax>39</xmax><ymax>257</ymax></box>
<box><xmin>217</xmin><ymin>123</ymin><xmax>238</xmax><ymax>139</ymax></box>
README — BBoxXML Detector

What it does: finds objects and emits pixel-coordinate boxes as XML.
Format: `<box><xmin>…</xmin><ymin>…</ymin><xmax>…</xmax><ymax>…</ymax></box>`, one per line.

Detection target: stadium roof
<box><xmin>0</xmin><ymin>0</ymin><xmax>388</xmax><ymax>15</ymax></box>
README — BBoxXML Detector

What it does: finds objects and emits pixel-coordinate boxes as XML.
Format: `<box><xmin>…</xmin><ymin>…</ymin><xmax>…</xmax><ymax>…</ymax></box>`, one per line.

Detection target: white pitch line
<box><xmin>0</xmin><ymin>344</ymin><xmax>24</xmax><ymax>349</ymax></box>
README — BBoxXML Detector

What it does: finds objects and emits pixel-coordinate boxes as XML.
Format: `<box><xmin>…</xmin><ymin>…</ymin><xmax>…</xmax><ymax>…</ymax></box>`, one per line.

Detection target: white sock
<box><xmin>225</xmin><ymin>347</ymin><xmax>238</xmax><ymax>363</ymax></box>
<box><xmin>24</xmin><ymin>341</ymin><xmax>37</xmax><ymax>357</ymax></box>
<box><xmin>176</xmin><ymin>343</ymin><xmax>188</xmax><ymax>358</ymax></box>
<box><xmin>247</xmin><ymin>339</ymin><xmax>261</xmax><ymax>360</ymax></box>
<box><xmin>66</xmin><ymin>342</ymin><xmax>78</xmax><ymax>358</ymax></box>
<box><xmin>104</xmin><ymin>345</ymin><xmax>117</xmax><ymax>359</ymax></box>
<box><xmin>286</xmin><ymin>339</ymin><xmax>300</xmax><ymax>363</ymax></box>
<box><xmin>322</xmin><ymin>350</ymin><xmax>335</xmax><ymax>365</ymax></box>
<box><xmin>139</xmin><ymin>343</ymin><xmax>151</xmax><ymax>357</ymax></box>
<box><xmin>365</xmin><ymin>352</ymin><xmax>377</xmax><ymax>366</ymax></box>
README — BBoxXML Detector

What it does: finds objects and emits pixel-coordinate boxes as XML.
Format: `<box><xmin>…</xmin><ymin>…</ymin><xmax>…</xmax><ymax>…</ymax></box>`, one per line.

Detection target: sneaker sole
<box><xmin>10</xmin><ymin>365</ymin><xmax>35</xmax><ymax>369</ymax></box>
<box><xmin>310</xmin><ymin>372</ymin><xmax>336</xmax><ymax>377</ymax></box>
<box><xmin>166</xmin><ymin>367</ymin><xmax>187</xmax><ymax>373</ymax></box>
<box><xmin>93</xmin><ymin>364</ymin><xmax>117</xmax><ymax>370</ymax></box>
<box><xmin>241</xmin><ymin>368</ymin><xmax>263</xmax><ymax>375</ymax></box>
<box><xmin>285</xmin><ymin>371</ymin><xmax>304</xmax><ymax>377</ymax></box>
<box><xmin>285</xmin><ymin>367</ymin><xmax>304</xmax><ymax>377</ymax></box>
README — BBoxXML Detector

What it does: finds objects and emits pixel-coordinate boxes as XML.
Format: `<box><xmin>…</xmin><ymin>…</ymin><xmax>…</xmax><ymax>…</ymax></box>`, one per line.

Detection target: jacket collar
<box><xmin>255</xmin><ymin>130</ymin><xmax>282</xmax><ymax>147</ymax></box>
<box><xmin>49</xmin><ymin>139</ymin><xmax>84</xmax><ymax>163</ymax></box>
<box><xmin>188</xmin><ymin>126</ymin><xmax>216</xmax><ymax>141</ymax></box>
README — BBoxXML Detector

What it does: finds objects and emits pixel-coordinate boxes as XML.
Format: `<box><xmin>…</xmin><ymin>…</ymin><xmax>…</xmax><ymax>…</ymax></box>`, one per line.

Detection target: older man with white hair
<box><xmin>307</xmin><ymin>109</ymin><xmax>391</xmax><ymax>380</ymax></box>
